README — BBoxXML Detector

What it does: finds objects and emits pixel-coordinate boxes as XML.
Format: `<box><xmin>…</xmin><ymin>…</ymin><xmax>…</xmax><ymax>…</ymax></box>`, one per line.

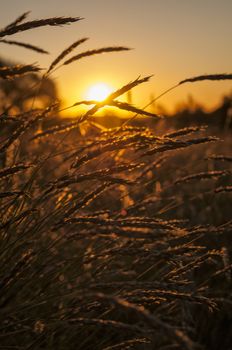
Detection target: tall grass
<box><xmin>0</xmin><ymin>12</ymin><xmax>232</xmax><ymax>350</ymax></box>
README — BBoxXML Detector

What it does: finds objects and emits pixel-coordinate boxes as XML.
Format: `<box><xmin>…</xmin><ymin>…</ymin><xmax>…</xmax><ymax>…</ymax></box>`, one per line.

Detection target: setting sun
<box><xmin>85</xmin><ymin>83</ymin><xmax>114</xmax><ymax>102</ymax></box>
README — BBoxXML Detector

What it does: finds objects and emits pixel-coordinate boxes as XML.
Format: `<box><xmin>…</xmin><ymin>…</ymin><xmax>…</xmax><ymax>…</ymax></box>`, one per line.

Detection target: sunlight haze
<box><xmin>0</xmin><ymin>0</ymin><xmax>232</xmax><ymax>114</ymax></box>
<box><xmin>85</xmin><ymin>83</ymin><xmax>114</xmax><ymax>101</ymax></box>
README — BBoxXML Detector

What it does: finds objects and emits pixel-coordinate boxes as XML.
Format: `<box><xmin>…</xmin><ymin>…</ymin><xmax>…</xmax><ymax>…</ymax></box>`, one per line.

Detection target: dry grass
<box><xmin>0</xmin><ymin>15</ymin><xmax>82</xmax><ymax>37</ymax></box>
<box><xmin>0</xmin><ymin>64</ymin><xmax>41</xmax><ymax>79</ymax></box>
<box><xmin>179</xmin><ymin>73</ymin><xmax>232</xmax><ymax>85</ymax></box>
<box><xmin>47</xmin><ymin>37</ymin><xmax>89</xmax><ymax>73</ymax></box>
<box><xmin>0</xmin><ymin>39</ymin><xmax>49</xmax><ymax>54</ymax></box>
<box><xmin>63</xmin><ymin>46</ymin><xmax>131</xmax><ymax>65</ymax></box>
<box><xmin>0</xmin><ymin>12</ymin><xmax>232</xmax><ymax>350</ymax></box>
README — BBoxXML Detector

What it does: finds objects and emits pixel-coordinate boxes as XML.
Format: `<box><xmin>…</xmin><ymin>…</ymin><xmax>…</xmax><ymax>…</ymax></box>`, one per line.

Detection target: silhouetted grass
<box><xmin>0</xmin><ymin>12</ymin><xmax>232</xmax><ymax>350</ymax></box>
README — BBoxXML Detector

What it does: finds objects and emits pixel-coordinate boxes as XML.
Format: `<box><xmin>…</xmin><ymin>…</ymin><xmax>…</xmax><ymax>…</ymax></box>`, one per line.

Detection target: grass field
<box><xmin>0</xmin><ymin>13</ymin><xmax>232</xmax><ymax>350</ymax></box>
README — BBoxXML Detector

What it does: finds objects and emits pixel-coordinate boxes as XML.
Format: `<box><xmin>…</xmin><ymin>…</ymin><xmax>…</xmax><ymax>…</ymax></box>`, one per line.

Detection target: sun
<box><xmin>85</xmin><ymin>83</ymin><xmax>113</xmax><ymax>102</ymax></box>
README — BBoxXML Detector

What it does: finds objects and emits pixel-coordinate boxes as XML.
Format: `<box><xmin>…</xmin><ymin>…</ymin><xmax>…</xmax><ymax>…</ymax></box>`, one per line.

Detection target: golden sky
<box><xmin>1</xmin><ymin>0</ymin><xmax>232</xmax><ymax>114</ymax></box>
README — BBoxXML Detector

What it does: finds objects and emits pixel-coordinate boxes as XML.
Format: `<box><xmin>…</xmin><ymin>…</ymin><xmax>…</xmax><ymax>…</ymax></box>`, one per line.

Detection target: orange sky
<box><xmin>1</xmin><ymin>0</ymin><xmax>232</xmax><ymax>115</ymax></box>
